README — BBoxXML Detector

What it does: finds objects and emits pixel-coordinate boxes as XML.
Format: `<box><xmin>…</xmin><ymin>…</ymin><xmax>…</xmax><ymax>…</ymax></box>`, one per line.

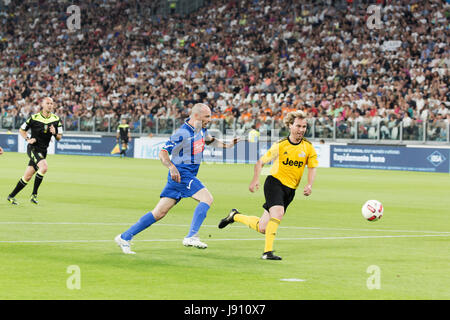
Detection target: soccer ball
<box><xmin>362</xmin><ymin>200</ymin><xmax>383</xmax><ymax>221</ymax></box>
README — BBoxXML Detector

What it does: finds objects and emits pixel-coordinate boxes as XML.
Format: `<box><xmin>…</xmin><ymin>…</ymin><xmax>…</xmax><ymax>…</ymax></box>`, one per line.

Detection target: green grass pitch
<box><xmin>0</xmin><ymin>152</ymin><xmax>449</xmax><ymax>300</ymax></box>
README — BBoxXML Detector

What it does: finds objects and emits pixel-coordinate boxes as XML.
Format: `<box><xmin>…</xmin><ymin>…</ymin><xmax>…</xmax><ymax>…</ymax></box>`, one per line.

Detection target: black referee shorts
<box><xmin>262</xmin><ymin>175</ymin><xmax>296</xmax><ymax>212</ymax></box>
<box><xmin>27</xmin><ymin>145</ymin><xmax>47</xmax><ymax>171</ymax></box>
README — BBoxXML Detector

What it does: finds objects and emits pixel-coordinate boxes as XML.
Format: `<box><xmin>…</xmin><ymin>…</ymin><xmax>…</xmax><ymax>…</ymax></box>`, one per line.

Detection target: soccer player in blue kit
<box><xmin>115</xmin><ymin>103</ymin><xmax>239</xmax><ymax>254</ymax></box>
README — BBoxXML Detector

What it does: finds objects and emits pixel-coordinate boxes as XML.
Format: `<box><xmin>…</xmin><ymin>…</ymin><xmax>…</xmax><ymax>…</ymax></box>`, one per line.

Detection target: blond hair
<box><xmin>283</xmin><ymin>110</ymin><xmax>306</xmax><ymax>128</ymax></box>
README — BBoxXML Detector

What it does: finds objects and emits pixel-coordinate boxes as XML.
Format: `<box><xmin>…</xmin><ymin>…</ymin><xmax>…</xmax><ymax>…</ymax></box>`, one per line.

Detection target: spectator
<box><xmin>0</xmin><ymin>0</ymin><xmax>448</xmax><ymax>138</ymax></box>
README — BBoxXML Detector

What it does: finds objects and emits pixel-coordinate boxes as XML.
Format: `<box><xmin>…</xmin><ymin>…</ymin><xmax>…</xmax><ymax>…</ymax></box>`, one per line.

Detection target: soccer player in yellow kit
<box><xmin>218</xmin><ymin>111</ymin><xmax>318</xmax><ymax>260</ymax></box>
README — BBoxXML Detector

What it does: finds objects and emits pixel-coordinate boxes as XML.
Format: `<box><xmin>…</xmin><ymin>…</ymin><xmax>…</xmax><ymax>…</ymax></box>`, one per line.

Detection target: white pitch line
<box><xmin>0</xmin><ymin>234</ymin><xmax>449</xmax><ymax>243</ymax></box>
<box><xmin>0</xmin><ymin>221</ymin><xmax>449</xmax><ymax>234</ymax></box>
<box><xmin>280</xmin><ymin>226</ymin><xmax>450</xmax><ymax>234</ymax></box>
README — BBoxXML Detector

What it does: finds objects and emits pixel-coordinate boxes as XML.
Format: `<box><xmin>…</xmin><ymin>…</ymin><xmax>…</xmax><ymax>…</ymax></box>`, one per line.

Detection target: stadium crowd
<box><xmin>0</xmin><ymin>0</ymin><xmax>449</xmax><ymax>140</ymax></box>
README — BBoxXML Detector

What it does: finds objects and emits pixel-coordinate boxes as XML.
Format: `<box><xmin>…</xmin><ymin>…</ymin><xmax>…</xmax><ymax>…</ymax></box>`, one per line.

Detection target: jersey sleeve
<box><xmin>306</xmin><ymin>145</ymin><xmax>319</xmax><ymax>168</ymax></box>
<box><xmin>20</xmin><ymin>117</ymin><xmax>32</xmax><ymax>131</ymax></box>
<box><xmin>260</xmin><ymin>142</ymin><xmax>280</xmax><ymax>164</ymax></box>
<box><xmin>161</xmin><ymin>127</ymin><xmax>189</xmax><ymax>155</ymax></box>
<box><xmin>56</xmin><ymin>118</ymin><xmax>64</xmax><ymax>134</ymax></box>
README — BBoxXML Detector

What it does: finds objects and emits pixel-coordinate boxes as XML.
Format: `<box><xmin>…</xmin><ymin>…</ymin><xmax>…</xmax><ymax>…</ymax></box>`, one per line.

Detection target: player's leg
<box><xmin>260</xmin><ymin>205</ymin><xmax>284</xmax><ymax>260</ymax></box>
<box><xmin>116</xmin><ymin>197</ymin><xmax>177</xmax><ymax>254</ymax></box>
<box><xmin>257</xmin><ymin>206</ymin><xmax>284</xmax><ymax>233</ymax></box>
<box><xmin>259</xmin><ymin>176</ymin><xmax>291</xmax><ymax>260</ymax></box>
<box><xmin>121</xmin><ymin>197</ymin><xmax>177</xmax><ymax>240</ymax></box>
<box><xmin>8</xmin><ymin>145</ymin><xmax>39</xmax><ymax>203</ymax></box>
<box><xmin>232</xmin><ymin>206</ymin><xmax>283</xmax><ymax>257</ymax></box>
<box><xmin>188</xmin><ymin>187</ymin><xmax>213</xmax><ymax>236</ymax></box>
<box><xmin>30</xmin><ymin>159</ymin><xmax>48</xmax><ymax>204</ymax></box>
<box><xmin>219</xmin><ymin>176</ymin><xmax>278</xmax><ymax>233</ymax></box>
<box><xmin>23</xmin><ymin>165</ymin><xmax>37</xmax><ymax>182</ymax></box>
<box><xmin>8</xmin><ymin>165</ymin><xmax>36</xmax><ymax>204</ymax></box>
<box><xmin>219</xmin><ymin>204</ymin><xmax>283</xmax><ymax>260</ymax></box>
<box><xmin>219</xmin><ymin>207</ymin><xmax>262</xmax><ymax>232</ymax></box>
<box><xmin>183</xmin><ymin>183</ymin><xmax>212</xmax><ymax>248</ymax></box>
<box><xmin>118</xmin><ymin>140</ymin><xmax>123</xmax><ymax>157</ymax></box>
<box><xmin>120</xmin><ymin>140</ymin><xmax>128</xmax><ymax>157</ymax></box>
<box><xmin>227</xmin><ymin>210</ymin><xmax>263</xmax><ymax>232</ymax></box>
<box><xmin>262</xmin><ymin>182</ymin><xmax>296</xmax><ymax>260</ymax></box>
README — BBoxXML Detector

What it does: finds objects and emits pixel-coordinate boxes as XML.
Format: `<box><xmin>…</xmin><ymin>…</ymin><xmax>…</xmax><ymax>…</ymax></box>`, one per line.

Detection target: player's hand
<box><xmin>225</xmin><ymin>137</ymin><xmax>240</xmax><ymax>148</ymax></box>
<box><xmin>303</xmin><ymin>184</ymin><xmax>312</xmax><ymax>196</ymax></box>
<box><xmin>169</xmin><ymin>165</ymin><xmax>181</xmax><ymax>183</ymax></box>
<box><xmin>49</xmin><ymin>125</ymin><xmax>56</xmax><ymax>135</ymax></box>
<box><xmin>27</xmin><ymin>138</ymin><xmax>36</xmax><ymax>145</ymax></box>
<box><xmin>249</xmin><ymin>180</ymin><xmax>259</xmax><ymax>193</ymax></box>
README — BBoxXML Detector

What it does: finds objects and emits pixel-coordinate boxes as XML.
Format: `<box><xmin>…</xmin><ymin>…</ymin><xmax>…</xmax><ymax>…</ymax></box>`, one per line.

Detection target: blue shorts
<box><xmin>160</xmin><ymin>176</ymin><xmax>205</xmax><ymax>202</ymax></box>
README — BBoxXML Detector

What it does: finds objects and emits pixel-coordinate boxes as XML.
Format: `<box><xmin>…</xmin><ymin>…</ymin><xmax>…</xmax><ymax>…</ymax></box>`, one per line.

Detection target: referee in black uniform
<box><xmin>116</xmin><ymin>118</ymin><xmax>132</xmax><ymax>157</ymax></box>
<box><xmin>7</xmin><ymin>97</ymin><xmax>63</xmax><ymax>205</ymax></box>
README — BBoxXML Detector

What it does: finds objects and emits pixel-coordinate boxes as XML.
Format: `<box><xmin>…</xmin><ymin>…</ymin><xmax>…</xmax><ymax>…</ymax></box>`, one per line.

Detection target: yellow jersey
<box><xmin>248</xmin><ymin>129</ymin><xmax>260</xmax><ymax>143</ymax></box>
<box><xmin>260</xmin><ymin>137</ymin><xmax>318</xmax><ymax>189</ymax></box>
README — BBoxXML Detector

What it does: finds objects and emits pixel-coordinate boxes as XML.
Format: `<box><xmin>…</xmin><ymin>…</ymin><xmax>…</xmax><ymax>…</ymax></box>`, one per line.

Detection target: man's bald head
<box><xmin>40</xmin><ymin>97</ymin><xmax>55</xmax><ymax>114</ymax></box>
<box><xmin>41</xmin><ymin>97</ymin><xmax>53</xmax><ymax>104</ymax></box>
<box><xmin>191</xmin><ymin>103</ymin><xmax>211</xmax><ymax>116</ymax></box>
<box><xmin>189</xmin><ymin>103</ymin><xmax>211</xmax><ymax>129</ymax></box>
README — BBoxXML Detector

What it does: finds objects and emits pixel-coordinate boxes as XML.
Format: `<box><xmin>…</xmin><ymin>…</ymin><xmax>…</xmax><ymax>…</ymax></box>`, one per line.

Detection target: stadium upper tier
<box><xmin>0</xmin><ymin>0</ymin><xmax>449</xmax><ymax>142</ymax></box>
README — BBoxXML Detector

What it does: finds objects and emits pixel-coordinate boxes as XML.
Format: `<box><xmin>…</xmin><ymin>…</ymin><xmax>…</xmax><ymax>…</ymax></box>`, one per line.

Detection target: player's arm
<box><xmin>19</xmin><ymin>120</ymin><xmax>35</xmax><ymax>144</ymax></box>
<box><xmin>249</xmin><ymin>143</ymin><xmax>279</xmax><ymax>193</ymax></box>
<box><xmin>303</xmin><ymin>146</ymin><xmax>319</xmax><ymax>196</ymax></box>
<box><xmin>303</xmin><ymin>167</ymin><xmax>316</xmax><ymax>196</ymax></box>
<box><xmin>21</xmin><ymin>130</ymin><xmax>36</xmax><ymax>144</ymax></box>
<box><xmin>249</xmin><ymin>159</ymin><xmax>264</xmax><ymax>193</ymax></box>
<box><xmin>159</xmin><ymin>131</ymin><xmax>186</xmax><ymax>183</ymax></box>
<box><xmin>49</xmin><ymin>126</ymin><xmax>62</xmax><ymax>141</ymax></box>
<box><xmin>49</xmin><ymin>121</ymin><xmax>63</xmax><ymax>141</ymax></box>
<box><xmin>159</xmin><ymin>149</ymin><xmax>180</xmax><ymax>183</ymax></box>
<box><xmin>206</xmin><ymin>134</ymin><xmax>240</xmax><ymax>148</ymax></box>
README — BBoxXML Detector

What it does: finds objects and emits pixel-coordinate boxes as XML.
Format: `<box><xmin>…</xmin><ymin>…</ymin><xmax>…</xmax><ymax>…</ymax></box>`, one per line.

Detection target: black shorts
<box><xmin>27</xmin><ymin>145</ymin><xmax>47</xmax><ymax>171</ymax></box>
<box><xmin>120</xmin><ymin>138</ymin><xmax>129</xmax><ymax>145</ymax></box>
<box><xmin>262</xmin><ymin>175</ymin><xmax>296</xmax><ymax>212</ymax></box>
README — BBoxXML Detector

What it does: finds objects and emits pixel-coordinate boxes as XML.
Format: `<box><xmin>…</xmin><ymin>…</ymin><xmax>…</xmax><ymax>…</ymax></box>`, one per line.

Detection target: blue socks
<box><xmin>121</xmin><ymin>211</ymin><xmax>156</xmax><ymax>241</ymax></box>
<box><xmin>186</xmin><ymin>202</ymin><xmax>210</xmax><ymax>238</ymax></box>
<box><xmin>121</xmin><ymin>202</ymin><xmax>210</xmax><ymax>241</ymax></box>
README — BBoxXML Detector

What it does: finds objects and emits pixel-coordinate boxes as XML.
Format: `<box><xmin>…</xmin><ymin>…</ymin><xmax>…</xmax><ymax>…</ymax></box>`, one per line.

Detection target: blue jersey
<box><xmin>161</xmin><ymin>119</ymin><xmax>207</xmax><ymax>178</ymax></box>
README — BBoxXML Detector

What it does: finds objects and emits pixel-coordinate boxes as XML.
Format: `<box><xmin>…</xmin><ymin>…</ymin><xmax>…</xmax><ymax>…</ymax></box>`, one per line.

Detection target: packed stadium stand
<box><xmin>0</xmin><ymin>0</ymin><xmax>449</xmax><ymax>142</ymax></box>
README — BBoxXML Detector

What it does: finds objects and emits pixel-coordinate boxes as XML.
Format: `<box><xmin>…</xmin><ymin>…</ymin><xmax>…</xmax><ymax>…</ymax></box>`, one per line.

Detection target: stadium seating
<box><xmin>0</xmin><ymin>0</ymin><xmax>448</xmax><ymax>141</ymax></box>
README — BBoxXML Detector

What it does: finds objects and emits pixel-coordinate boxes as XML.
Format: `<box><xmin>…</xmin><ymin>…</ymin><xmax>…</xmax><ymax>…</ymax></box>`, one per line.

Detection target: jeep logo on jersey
<box><xmin>282</xmin><ymin>157</ymin><xmax>304</xmax><ymax>168</ymax></box>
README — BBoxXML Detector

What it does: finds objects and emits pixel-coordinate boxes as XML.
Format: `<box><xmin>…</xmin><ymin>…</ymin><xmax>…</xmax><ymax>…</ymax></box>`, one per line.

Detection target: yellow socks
<box><xmin>234</xmin><ymin>214</ymin><xmax>260</xmax><ymax>232</ymax></box>
<box><xmin>233</xmin><ymin>214</ymin><xmax>281</xmax><ymax>253</ymax></box>
<box><xmin>264</xmin><ymin>217</ymin><xmax>280</xmax><ymax>253</ymax></box>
